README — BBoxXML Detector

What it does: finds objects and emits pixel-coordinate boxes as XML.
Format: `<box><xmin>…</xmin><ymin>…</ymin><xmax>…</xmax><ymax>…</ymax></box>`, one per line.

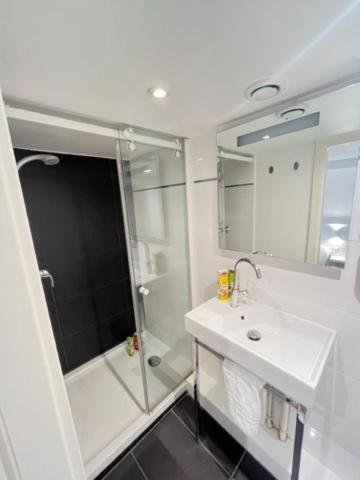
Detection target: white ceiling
<box><xmin>218</xmin><ymin>83</ymin><xmax>360</xmax><ymax>153</ymax></box>
<box><xmin>1</xmin><ymin>0</ymin><xmax>360</xmax><ymax>137</ymax></box>
<box><xmin>8</xmin><ymin>117</ymin><xmax>118</xmax><ymax>158</ymax></box>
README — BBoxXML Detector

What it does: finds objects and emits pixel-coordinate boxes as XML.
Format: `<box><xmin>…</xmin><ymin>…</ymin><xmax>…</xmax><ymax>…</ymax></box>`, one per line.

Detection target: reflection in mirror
<box><xmin>217</xmin><ymin>83</ymin><xmax>360</xmax><ymax>268</ymax></box>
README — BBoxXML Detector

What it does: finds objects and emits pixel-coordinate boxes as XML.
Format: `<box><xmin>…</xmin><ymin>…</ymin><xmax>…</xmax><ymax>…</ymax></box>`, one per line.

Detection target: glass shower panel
<box><xmin>119</xmin><ymin>140</ymin><xmax>192</xmax><ymax>411</ymax></box>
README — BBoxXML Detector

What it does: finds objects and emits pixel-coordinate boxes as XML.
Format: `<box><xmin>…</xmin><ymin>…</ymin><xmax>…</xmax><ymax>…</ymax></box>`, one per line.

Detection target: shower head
<box><xmin>17</xmin><ymin>154</ymin><xmax>60</xmax><ymax>171</ymax></box>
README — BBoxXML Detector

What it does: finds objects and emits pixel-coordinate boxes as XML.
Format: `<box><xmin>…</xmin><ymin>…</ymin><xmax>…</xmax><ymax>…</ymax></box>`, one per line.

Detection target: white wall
<box><xmin>187</xmin><ymin>129</ymin><xmax>360</xmax><ymax>479</ymax></box>
<box><xmin>0</xmin><ymin>458</ymin><xmax>7</xmax><ymax>480</ymax></box>
<box><xmin>0</xmin><ymin>96</ymin><xmax>86</xmax><ymax>480</ymax></box>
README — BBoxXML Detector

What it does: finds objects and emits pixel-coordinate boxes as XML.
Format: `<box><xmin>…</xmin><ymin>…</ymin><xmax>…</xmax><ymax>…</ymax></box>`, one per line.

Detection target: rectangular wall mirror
<box><xmin>217</xmin><ymin>82</ymin><xmax>360</xmax><ymax>269</ymax></box>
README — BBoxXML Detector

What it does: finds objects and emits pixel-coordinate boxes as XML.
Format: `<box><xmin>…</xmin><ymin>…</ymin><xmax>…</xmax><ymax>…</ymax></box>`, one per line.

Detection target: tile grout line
<box><xmin>58</xmin><ymin>304</ymin><xmax>132</xmax><ymax>340</ymax></box>
<box><xmin>229</xmin><ymin>450</ymin><xmax>246</xmax><ymax>479</ymax></box>
<box><xmin>131</xmin><ymin>452</ymin><xmax>149</xmax><ymax>480</ymax></box>
<box><xmin>200</xmin><ymin>441</ymin><xmax>233</xmax><ymax>478</ymax></box>
<box><xmin>59</xmin><ymin>277</ymin><xmax>127</xmax><ymax>303</ymax></box>
<box><xmin>171</xmin><ymin>410</ymin><xmax>233</xmax><ymax>477</ymax></box>
<box><xmin>101</xmin><ymin>396</ymin><xmax>188</xmax><ymax>479</ymax></box>
<box><xmin>129</xmin><ymin>395</ymin><xmax>186</xmax><ymax>453</ymax></box>
<box><xmin>101</xmin><ymin>452</ymin><xmax>133</xmax><ymax>480</ymax></box>
<box><xmin>171</xmin><ymin>409</ymin><xmax>196</xmax><ymax>438</ymax></box>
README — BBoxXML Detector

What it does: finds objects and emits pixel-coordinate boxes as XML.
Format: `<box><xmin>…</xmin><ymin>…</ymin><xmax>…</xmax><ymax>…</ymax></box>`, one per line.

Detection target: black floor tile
<box><xmin>173</xmin><ymin>394</ymin><xmax>196</xmax><ymax>432</ymax></box>
<box><xmin>133</xmin><ymin>411</ymin><xmax>228</xmax><ymax>480</ymax></box>
<box><xmin>102</xmin><ymin>453</ymin><xmax>145</xmax><ymax>480</ymax></box>
<box><xmin>233</xmin><ymin>453</ymin><xmax>276</xmax><ymax>480</ymax></box>
<box><xmin>173</xmin><ymin>395</ymin><xmax>244</xmax><ymax>475</ymax></box>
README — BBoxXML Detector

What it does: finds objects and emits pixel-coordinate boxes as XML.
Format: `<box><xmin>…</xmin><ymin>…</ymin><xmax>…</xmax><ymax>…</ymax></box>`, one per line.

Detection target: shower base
<box><xmin>65</xmin><ymin>330</ymin><xmax>191</xmax><ymax>479</ymax></box>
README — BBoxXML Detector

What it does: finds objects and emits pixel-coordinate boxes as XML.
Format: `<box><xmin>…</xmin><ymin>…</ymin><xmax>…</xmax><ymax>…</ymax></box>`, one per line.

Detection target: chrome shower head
<box><xmin>17</xmin><ymin>154</ymin><xmax>60</xmax><ymax>171</ymax></box>
<box><xmin>42</xmin><ymin>155</ymin><xmax>59</xmax><ymax>166</ymax></box>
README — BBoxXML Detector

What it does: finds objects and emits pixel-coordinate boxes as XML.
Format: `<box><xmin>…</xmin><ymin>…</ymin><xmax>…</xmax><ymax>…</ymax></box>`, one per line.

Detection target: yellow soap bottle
<box><xmin>217</xmin><ymin>269</ymin><xmax>229</xmax><ymax>300</ymax></box>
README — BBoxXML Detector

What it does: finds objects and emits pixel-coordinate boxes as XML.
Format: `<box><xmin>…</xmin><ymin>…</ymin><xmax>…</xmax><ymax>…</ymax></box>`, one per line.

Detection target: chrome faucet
<box><xmin>230</xmin><ymin>257</ymin><xmax>262</xmax><ymax>308</ymax></box>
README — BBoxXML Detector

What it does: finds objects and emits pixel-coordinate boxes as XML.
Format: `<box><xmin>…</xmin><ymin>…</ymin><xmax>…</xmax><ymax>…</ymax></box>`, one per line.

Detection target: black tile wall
<box><xmin>15</xmin><ymin>149</ymin><xmax>135</xmax><ymax>374</ymax></box>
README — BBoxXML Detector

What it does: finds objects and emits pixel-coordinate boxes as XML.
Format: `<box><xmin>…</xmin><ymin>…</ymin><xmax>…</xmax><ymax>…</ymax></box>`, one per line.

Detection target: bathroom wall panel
<box><xmin>15</xmin><ymin>149</ymin><xmax>135</xmax><ymax>373</ymax></box>
<box><xmin>187</xmin><ymin>130</ymin><xmax>360</xmax><ymax>479</ymax></box>
<box><xmin>63</xmin><ymin>310</ymin><xmax>134</xmax><ymax>372</ymax></box>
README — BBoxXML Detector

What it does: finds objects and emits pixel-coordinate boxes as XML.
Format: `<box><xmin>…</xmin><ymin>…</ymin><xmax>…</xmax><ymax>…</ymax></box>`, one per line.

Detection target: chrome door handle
<box><xmin>139</xmin><ymin>286</ymin><xmax>150</xmax><ymax>296</ymax></box>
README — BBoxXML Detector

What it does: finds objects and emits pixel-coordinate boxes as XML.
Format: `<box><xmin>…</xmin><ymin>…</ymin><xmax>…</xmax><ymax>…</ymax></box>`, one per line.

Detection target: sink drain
<box><xmin>247</xmin><ymin>329</ymin><xmax>261</xmax><ymax>341</ymax></box>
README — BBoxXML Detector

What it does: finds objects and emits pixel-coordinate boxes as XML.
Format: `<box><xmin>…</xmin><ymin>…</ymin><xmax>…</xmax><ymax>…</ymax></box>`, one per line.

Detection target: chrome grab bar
<box><xmin>39</xmin><ymin>269</ymin><xmax>60</xmax><ymax>331</ymax></box>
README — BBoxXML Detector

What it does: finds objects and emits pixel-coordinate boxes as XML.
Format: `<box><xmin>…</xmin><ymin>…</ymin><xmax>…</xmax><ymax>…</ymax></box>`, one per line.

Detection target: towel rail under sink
<box><xmin>192</xmin><ymin>337</ymin><xmax>306</xmax><ymax>480</ymax></box>
<box><xmin>196</xmin><ymin>339</ymin><xmax>302</xmax><ymax>409</ymax></box>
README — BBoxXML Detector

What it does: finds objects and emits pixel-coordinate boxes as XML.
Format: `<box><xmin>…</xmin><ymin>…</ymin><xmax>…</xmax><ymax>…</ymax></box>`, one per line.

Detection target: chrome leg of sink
<box><xmin>291</xmin><ymin>404</ymin><xmax>306</xmax><ymax>480</ymax></box>
<box><xmin>193</xmin><ymin>337</ymin><xmax>200</xmax><ymax>442</ymax></box>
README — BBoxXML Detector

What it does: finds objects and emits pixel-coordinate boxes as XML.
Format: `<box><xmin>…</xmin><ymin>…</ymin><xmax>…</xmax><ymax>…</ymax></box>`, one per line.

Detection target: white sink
<box><xmin>185</xmin><ymin>297</ymin><xmax>336</xmax><ymax>407</ymax></box>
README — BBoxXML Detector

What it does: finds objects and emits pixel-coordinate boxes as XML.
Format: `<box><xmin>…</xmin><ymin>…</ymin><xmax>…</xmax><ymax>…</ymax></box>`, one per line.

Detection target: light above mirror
<box><xmin>217</xmin><ymin>82</ymin><xmax>360</xmax><ymax>269</ymax></box>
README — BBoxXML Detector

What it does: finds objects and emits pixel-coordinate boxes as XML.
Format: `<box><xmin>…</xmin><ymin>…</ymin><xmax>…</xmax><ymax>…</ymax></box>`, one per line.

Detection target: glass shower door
<box><xmin>118</xmin><ymin>138</ymin><xmax>192</xmax><ymax>411</ymax></box>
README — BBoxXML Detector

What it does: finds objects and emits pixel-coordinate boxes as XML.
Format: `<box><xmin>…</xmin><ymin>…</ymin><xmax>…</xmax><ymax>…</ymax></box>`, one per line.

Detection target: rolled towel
<box><xmin>223</xmin><ymin>358</ymin><xmax>265</xmax><ymax>436</ymax></box>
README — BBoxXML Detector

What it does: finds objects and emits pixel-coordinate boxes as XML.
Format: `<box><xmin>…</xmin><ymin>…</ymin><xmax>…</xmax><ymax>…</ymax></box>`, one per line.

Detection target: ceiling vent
<box><xmin>245</xmin><ymin>79</ymin><xmax>284</xmax><ymax>101</ymax></box>
<box><xmin>277</xmin><ymin>105</ymin><xmax>308</xmax><ymax>121</ymax></box>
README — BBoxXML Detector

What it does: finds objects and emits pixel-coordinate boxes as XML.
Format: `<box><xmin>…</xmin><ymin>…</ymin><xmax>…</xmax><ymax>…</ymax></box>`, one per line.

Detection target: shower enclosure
<box><xmin>7</xmin><ymin>107</ymin><xmax>192</xmax><ymax>479</ymax></box>
<box><xmin>118</xmin><ymin>137</ymin><xmax>192</xmax><ymax>412</ymax></box>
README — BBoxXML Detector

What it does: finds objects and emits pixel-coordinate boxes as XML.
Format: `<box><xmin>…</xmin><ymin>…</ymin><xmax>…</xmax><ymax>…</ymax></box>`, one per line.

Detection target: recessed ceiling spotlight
<box><xmin>277</xmin><ymin>105</ymin><xmax>307</xmax><ymax>121</ymax></box>
<box><xmin>245</xmin><ymin>79</ymin><xmax>285</xmax><ymax>101</ymax></box>
<box><xmin>148</xmin><ymin>87</ymin><xmax>168</xmax><ymax>99</ymax></box>
<box><xmin>262</xmin><ymin>135</ymin><xmax>270</xmax><ymax>140</ymax></box>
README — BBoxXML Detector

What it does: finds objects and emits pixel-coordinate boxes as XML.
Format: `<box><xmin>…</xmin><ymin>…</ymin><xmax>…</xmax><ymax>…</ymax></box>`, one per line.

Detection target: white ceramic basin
<box><xmin>185</xmin><ymin>297</ymin><xmax>336</xmax><ymax>407</ymax></box>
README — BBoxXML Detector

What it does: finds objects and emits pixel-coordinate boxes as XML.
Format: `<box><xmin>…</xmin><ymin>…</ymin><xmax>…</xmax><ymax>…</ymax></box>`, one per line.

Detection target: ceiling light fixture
<box><xmin>262</xmin><ymin>135</ymin><xmax>270</xmax><ymax>140</ymax></box>
<box><xmin>148</xmin><ymin>87</ymin><xmax>168</xmax><ymax>99</ymax></box>
<box><xmin>245</xmin><ymin>79</ymin><xmax>284</xmax><ymax>101</ymax></box>
<box><xmin>143</xmin><ymin>168</ymin><xmax>152</xmax><ymax>174</ymax></box>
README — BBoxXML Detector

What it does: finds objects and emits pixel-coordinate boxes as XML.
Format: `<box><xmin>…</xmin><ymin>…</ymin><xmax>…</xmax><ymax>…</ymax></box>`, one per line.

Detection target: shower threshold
<box><xmin>64</xmin><ymin>331</ymin><xmax>191</xmax><ymax>480</ymax></box>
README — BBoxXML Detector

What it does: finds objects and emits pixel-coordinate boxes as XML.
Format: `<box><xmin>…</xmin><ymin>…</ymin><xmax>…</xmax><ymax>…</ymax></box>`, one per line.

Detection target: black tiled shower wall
<box><xmin>15</xmin><ymin>149</ymin><xmax>135</xmax><ymax>374</ymax></box>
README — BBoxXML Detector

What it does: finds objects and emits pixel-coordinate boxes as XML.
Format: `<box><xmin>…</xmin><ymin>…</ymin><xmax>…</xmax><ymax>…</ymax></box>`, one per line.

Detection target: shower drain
<box><xmin>247</xmin><ymin>329</ymin><xmax>262</xmax><ymax>341</ymax></box>
<box><xmin>148</xmin><ymin>355</ymin><xmax>162</xmax><ymax>367</ymax></box>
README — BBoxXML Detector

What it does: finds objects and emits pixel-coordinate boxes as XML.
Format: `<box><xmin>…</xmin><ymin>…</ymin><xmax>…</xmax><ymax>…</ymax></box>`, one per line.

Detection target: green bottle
<box><xmin>127</xmin><ymin>336</ymin><xmax>135</xmax><ymax>357</ymax></box>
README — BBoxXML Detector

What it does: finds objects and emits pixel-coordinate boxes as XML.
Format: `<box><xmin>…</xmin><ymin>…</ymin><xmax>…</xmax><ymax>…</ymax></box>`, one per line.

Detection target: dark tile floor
<box><xmin>98</xmin><ymin>394</ymin><xmax>276</xmax><ymax>480</ymax></box>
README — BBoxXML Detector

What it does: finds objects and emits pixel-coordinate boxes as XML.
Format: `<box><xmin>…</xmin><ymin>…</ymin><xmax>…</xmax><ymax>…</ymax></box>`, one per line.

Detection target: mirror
<box><xmin>217</xmin><ymin>82</ymin><xmax>360</xmax><ymax>268</ymax></box>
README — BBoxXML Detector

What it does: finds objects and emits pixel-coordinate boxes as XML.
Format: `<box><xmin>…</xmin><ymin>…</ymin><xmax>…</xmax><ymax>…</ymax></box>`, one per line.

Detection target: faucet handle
<box><xmin>230</xmin><ymin>288</ymin><xmax>239</xmax><ymax>308</ymax></box>
<box><xmin>230</xmin><ymin>286</ymin><xmax>248</xmax><ymax>308</ymax></box>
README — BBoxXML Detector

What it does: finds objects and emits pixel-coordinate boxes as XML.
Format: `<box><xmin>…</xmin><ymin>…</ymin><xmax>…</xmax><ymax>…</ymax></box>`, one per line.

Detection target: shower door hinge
<box><xmin>122</xmin><ymin>127</ymin><xmax>134</xmax><ymax>139</ymax></box>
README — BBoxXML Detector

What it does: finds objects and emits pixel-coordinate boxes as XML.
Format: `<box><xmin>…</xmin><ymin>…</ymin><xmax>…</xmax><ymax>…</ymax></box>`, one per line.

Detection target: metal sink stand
<box><xmin>192</xmin><ymin>337</ymin><xmax>306</xmax><ymax>480</ymax></box>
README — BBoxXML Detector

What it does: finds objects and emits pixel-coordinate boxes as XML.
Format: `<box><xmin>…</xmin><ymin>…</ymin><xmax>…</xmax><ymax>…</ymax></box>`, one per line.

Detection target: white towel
<box><xmin>223</xmin><ymin>358</ymin><xmax>265</xmax><ymax>436</ymax></box>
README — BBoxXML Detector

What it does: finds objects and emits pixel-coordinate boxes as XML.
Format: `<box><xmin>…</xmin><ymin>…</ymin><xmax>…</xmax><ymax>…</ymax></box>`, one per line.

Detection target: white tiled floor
<box><xmin>65</xmin><ymin>331</ymin><xmax>192</xmax><ymax>468</ymax></box>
